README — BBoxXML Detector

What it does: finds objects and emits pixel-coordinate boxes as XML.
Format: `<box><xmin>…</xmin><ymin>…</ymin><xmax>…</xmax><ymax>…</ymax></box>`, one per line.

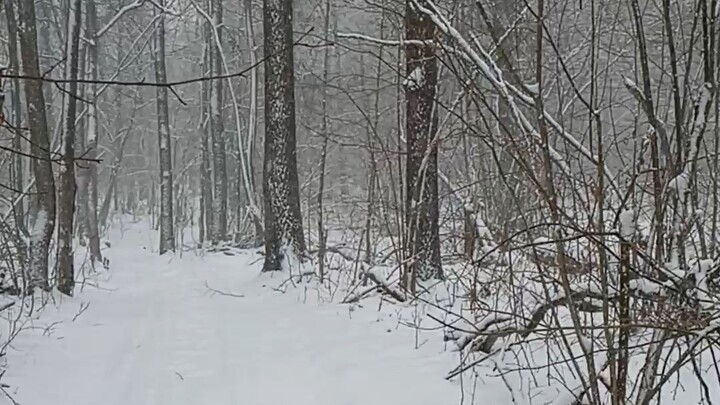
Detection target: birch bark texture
<box><xmin>262</xmin><ymin>0</ymin><xmax>306</xmax><ymax>271</ymax></box>
<box><xmin>83</xmin><ymin>0</ymin><xmax>103</xmax><ymax>264</ymax></box>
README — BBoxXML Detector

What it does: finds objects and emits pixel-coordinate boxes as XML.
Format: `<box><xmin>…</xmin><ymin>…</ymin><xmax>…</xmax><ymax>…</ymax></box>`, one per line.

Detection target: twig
<box><xmin>204</xmin><ymin>281</ymin><xmax>244</xmax><ymax>298</ymax></box>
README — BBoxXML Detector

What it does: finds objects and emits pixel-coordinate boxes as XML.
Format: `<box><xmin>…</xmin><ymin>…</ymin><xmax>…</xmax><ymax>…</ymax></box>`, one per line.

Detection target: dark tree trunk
<box><xmin>210</xmin><ymin>0</ymin><xmax>228</xmax><ymax>243</ymax></box>
<box><xmin>56</xmin><ymin>0</ymin><xmax>83</xmax><ymax>296</ymax></box>
<box><xmin>153</xmin><ymin>0</ymin><xmax>175</xmax><ymax>254</ymax></box>
<box><xmin>404</xmin><ymin>0</ymin><xmax>441</xmax><ymax>286</ymax></box>
<box><xmin>4</xmin><ymin>0</ymin><xmax>25</xmax><ymax>236</ymax></box>
<box><xmin>18</xmin><ymin>0</ymin><xmax>56</xmax><ymax>291</ymax></box>
<box><xmin>316</xmin><ymin>0</ymin><xmax>332</xmax><ymax>283</ymax></box>
<box><xmin>199</xmin><ymin>6</ymin><xmax>214</xmax><ymax>244</ymax></box>
<box><xmin>262</xmin><ymin>0</ymin><xmax>306</xmax><ymax>271</ymax></box>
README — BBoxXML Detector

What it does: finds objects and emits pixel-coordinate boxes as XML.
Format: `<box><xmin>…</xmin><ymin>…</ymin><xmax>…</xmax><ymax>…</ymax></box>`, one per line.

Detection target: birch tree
<box><xmin>17</xmin><ymin>0</ymin><xmax>56</xmax><ymax>290</ymax></box>
<box><xmin>262</xmin><ymin>0</ymin><xmax>306</xmax><ymax>271</ymax></box>
<box><xmin>153</xmin><ymin>1</ymin><xmax>175</xmax><ymax>255</ymax></box>
<box><xmin>82</xmin><ymin>0</ymin><xmax>103</xmax><ymax>264</ymax></box>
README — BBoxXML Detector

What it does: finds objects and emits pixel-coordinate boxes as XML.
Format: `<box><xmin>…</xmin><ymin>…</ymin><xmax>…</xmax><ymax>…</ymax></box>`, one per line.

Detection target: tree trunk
<box><xmin>18</xmin><ymin>0</ymin><xmax>56</xmax><ymax>291</ymax></box>
<box><xmin>199</xmin><ymin>6</ymin><xmax>214</xmax><ymax>244</ymax></box>
<box><xmin>245</xmin><ymin>0</ymin><xmax>263</xmax><ymax>245</ymax></box>
<box><xmin>4</xmin><ymin>0</ymin><xmax>25</xmax><ymax>237</ymax></box>
<box><xmin>210</xmin><ymin>0</ymin><xmax>228</xmax><ymax>243</ymax></box>
<box><xmin>404</xmin><ymin>0</ymin><xmax>441</xmax><ymax>286</ymax></box>
<box><xmin>153</xmin><ymin>0</ymin><xmax>175</xmax><ymax>255</ymax></box>
<box><xmin>36</xmin><ymin>1</ymin><xmax>55</xmax><ymax>132</ymax></box>
<box><xmin>84</xmin><ymin>0</ymin><xmax>102</xmax><ymax>263</ymax></box>
<box><xmin>316</xmin><ymin>0</ymin><xmax>332</xmax><ymax>283</ymax></box>
<box><xmin>56</xmin><ymin>0</ymin><xmax>83</xmax><ymax>296</ymax></box>
<box><xmin>74</xmin><ymin>44</ymin><xmax>88</xmax><ymax>239</ymax></box>
<box><xmin>463</xmin><ymin>204</ymin><xmax>476</xmax><ymax>261</ymax></box>
<box><xmin>262</xmin><ymin>0</ymin><xmax>306</xmax><ymax>271</ymax></box>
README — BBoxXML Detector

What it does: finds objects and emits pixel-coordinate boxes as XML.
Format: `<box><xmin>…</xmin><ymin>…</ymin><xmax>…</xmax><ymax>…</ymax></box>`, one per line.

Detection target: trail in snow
<box><xmin>2</xmin><ymin>222</ymin><xmax>461</xmax><ymax>405</ymax></box>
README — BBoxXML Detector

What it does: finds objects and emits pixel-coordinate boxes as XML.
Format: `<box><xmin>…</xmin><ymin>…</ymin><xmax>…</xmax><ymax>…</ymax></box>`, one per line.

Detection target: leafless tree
<box><xmin>17</xmin><ymin>0</ymin><xmax>57</xmax><ymax>291</ymax></box>
<box><xmin>152</xmin><ymin>0</ymin><xmax>175</xmax><ymax>255</ymax></box>
<box><xmin>56</xmin><ymin>0</ymin><xmax>83</xmax><ymax>296</ymax></box>
<box><xmin>262</xmin><ymin>0</ymin><xmax>306</xmax><ymax>271</ymax></box>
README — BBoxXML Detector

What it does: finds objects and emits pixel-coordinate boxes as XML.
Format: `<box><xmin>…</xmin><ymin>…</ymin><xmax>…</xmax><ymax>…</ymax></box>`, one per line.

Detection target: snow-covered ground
<box><xmin>0</xmin><ymin>219</ymin><xmax>465</xmax><ymax>405</ymax></box>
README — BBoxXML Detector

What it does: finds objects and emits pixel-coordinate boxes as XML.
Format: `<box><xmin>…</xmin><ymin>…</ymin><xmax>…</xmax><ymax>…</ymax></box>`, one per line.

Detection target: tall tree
<box><xmin>199</xmin><ymin>11</ymin><xmax>214</xmax><ymax>244</ymax></box>
<box><xmin>262</xmin><ymin>0</ymin><xmax>306</xmax><ymax>271</ymax></box>
<box><xmin>210</xmin><ymin>0</ymin><xmax>228</xmax><ymax>243</ymax></box>
<box><xmin>153</xmin><ymin>1</ymin><xmax>175</xmax><ymax>254</ymax></box>
<box><xmin>56</xmin><ymin>0</ymin><xmax>83</xmax><ymax>296</ymax></box>
<box><xmin>83</xmin><ymin>0</ymin><xmax>103</xmax><ymax>263</ymax></box>
<box><xmin>4</xmin><ymin>0</ymin><xmax>25</xmax><ymax>237</ymax></box>
<box><xmin>17</xmin><ymin>0</ymin><xmax>57</xmax><ymax>290</ymax></box>
<box><xmin>404</xmin><ymin>0</ymin><xmax>442</xmax><ymax>287</ymax></box>
<box><xmin>245</xmin><ymin>0</ymin><xmax>263</xmax><ymax>245</ymax></box>
<box><xmin>316</xmin><ymin>0</ymin><xmax>332</xmax><ymax>283</ymax></box>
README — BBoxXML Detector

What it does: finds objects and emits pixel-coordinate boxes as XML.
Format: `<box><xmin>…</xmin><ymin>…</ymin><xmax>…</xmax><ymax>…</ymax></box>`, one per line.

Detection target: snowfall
<box><xmin>2</xmin><ymin>217</ymin><xmax>718</xmax><ymax>405</ymax></box>
<box><xmin>0</xmin><ymin>218</ymin><xmax>469</xmax><ymax>405</ymax></box>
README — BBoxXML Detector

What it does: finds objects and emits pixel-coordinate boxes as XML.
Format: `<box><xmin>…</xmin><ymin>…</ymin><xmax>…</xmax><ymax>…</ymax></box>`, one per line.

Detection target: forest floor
<box><xmin>0</xmin><ymin>218</ymin><xmax>465</xmax><ymax>405</ymax></box>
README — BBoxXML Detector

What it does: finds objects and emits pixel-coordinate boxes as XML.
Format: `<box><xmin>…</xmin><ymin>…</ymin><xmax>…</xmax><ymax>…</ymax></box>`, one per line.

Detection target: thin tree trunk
<box><xmin>153</xmin><ymin>1</ymin><xmax>175</xmax><ymax>255</ymax></box>
<box><xmin>245</xmin><ymin>0</ymin><xmax>263</xmax><ymax>245</ymax></box>
<box><xmin>84</xmin><ymin>0</ymin><xmax>102</xmax><ymax>263</ymax></box>
<box><xmin>56</xmin><ymin>0</ymin><xmax>83</xmax><ymax>296</ymax></box>
<box><xmin>405</xmin><ymin>0</ymin><xmax>441</xmax><ymax>286</ymax></box>
<box><xmin>5</xmin><ymin>0</ymin><xmax>25</xmax><ymax>236</ymax></box>
<box><xmin>316</xmin><ymin>0</ymin><xmax>332</xmax><ymax>283</ymax></box>
<box><xmin>210</xmin><ymin>0</ymin><xmax>227</xmax><ymax>243</ymax></box>
<box><xmin>36</xmin><ymin>1</ymin><xmax>55</xmax><ymax>131</ymax></box>
<box><xmin>75</xmin><ymin>44</ymin><xmax>88</xmax><ymax>240</ymax></box>
<box><xmin>262</xmin><ymin>0</ymin><xmax>306</xmax><ymax>271</ymax></box>
<box><xmin>199</xmin><ymin>8</ymin><xmax>214</xmax><ymax>244</ymax></box>
<box><xmin>18</xmin><ymin>0</ymin><xmax>56</xmax><ymax>291</ymax></box>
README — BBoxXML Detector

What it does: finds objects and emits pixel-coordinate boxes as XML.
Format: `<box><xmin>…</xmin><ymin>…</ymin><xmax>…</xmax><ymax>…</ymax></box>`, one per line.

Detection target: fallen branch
<box><xmin>205</xmin><ymin>281</ymin><xmax>245</xmax><ymax>298</ymax></box>
<box><xmin>363</xmin><ymin>271</ymin><xmax>406</xmax><ymax>302</ymax></box>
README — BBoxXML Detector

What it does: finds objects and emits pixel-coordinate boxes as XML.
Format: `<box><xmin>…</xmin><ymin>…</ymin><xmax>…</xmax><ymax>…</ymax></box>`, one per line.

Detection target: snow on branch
<box><xmin>97</xmin><ymin>0</ymin><xmax>145</xmax><ymax>38</ymax></box>
<box><xmin>621</xmin><ymin>75</ymin><xmax>672</xmax><ymax>164</ymax></box>
<box><xmin>410</xmin><ymin>0</ymin><xmax>621</xmax><ymax>199</ymax></box>
<box><xmin>337</xmin><ymin>32</ymin><xmax>432</xmax><ymax>47</ymax></box>
<box><xmin>687</xmin><ymin>83</ymin><xmax>714</xmax><ymax>165</ymax></box>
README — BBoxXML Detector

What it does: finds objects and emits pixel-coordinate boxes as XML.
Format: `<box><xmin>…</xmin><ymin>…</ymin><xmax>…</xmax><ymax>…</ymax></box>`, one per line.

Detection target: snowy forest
<box><xmin>0</xmin><ymin>0</ymin><xmax>719</xmax><ymax>403</ymax></box>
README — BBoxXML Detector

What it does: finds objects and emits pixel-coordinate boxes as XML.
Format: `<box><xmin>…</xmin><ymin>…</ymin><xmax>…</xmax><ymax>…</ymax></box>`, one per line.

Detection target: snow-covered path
<box><xmin>3</xmin><ymin>224</ymin><xmax>459</xmax><ymax>405</ymax></box>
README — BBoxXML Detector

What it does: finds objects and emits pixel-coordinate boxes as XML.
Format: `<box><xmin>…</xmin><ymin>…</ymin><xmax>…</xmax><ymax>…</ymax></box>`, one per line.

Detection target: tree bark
<box><xmin>153</xmin><ymin>1</ymin><xmax>175</xmax><ymax>255</ymax></box>
<box><xmin>74</xmin><ymin>44</ymin><xmax>88</xmax><ymax>240</ymax></box>
<box><xmin>404</xmin><ymin>0</ymin><xmax>441</xmax><ymax>286</ymax></box>
<box><xmin>210</xmin><ymin>0</ymin><xmax>228</xmax><ymax>243</ymax></box>
<box><xmin>84</xmin><ymin>0</ymin><xmax>103</xmax><ymax>263</ymax></box>
<box><xmin>18</xmin><ymin>0</ymin><xmax>56</xmax><ymax>291</ymax></box>
<box><xmin>245</xmin><ymin>0</ymin><xmax>263</xmax><ymax>245</ymax></box>
<box><xmin>199</xmin><ymin>3</ymin><xmax>214</xmax><ymax>244</ymax></box>
<box><xmin>56</xmin><ymin>0</ymin><xmax>83</xmax><ymax>296</ymax></box>
<box><xmin>262</xmin><ymin>0</ymin><xmax>306</xmax><ymax>271</ymax></box>
<box><xmin>316</xmin><ymin>0</ymin><xmax>332</xmax><ymax>283</ymax></box>
<box><xmin>4</xmin><ymin>0</ymin><xmax>25</xmax><ymax>237</ymax></box>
